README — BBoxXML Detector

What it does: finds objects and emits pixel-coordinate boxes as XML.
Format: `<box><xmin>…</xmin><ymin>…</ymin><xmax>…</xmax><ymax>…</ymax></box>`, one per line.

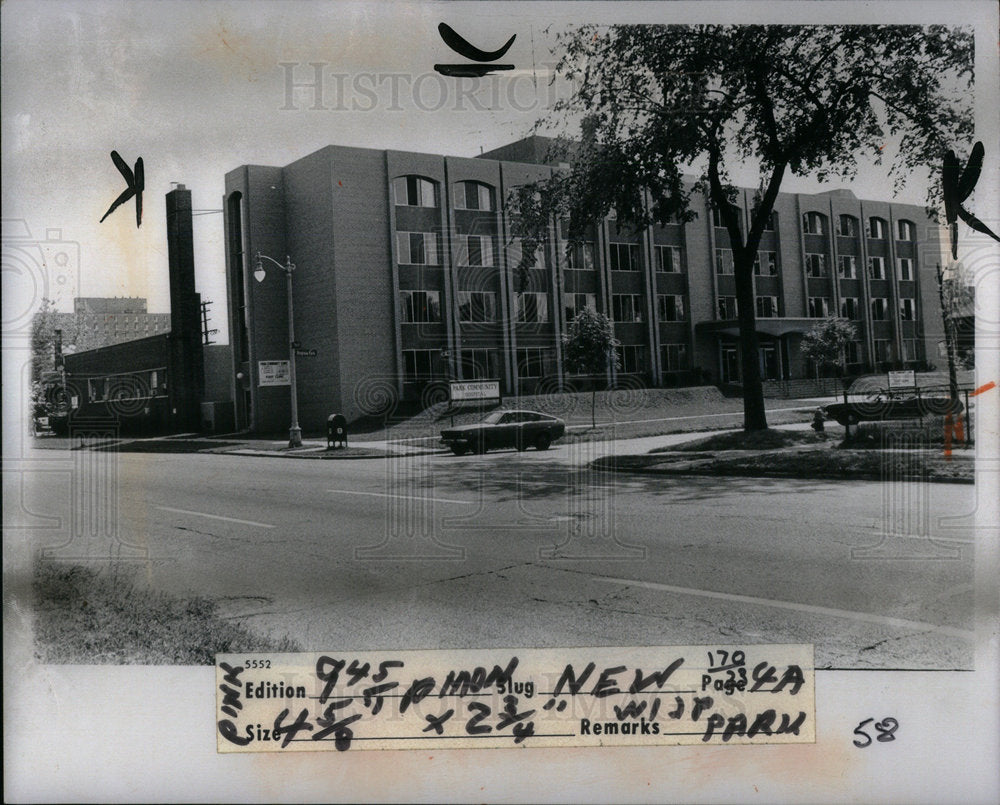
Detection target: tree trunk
<box><xmin>733</xmin><ymin>257</ymin><xmax>769</xmax><ymax>431</ymax></box>
<box><xmin>591</xmin><ymin>388</ymin><xmax>597</xmax><ymax>429</ymax></box>
<box><xmin>937</xmin><ymin>264</ymin><xmax>961</xmax><ymax>403</ymax></box>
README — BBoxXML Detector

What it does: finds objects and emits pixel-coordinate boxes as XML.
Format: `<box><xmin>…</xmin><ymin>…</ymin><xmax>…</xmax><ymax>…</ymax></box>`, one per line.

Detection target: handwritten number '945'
<box><xmin>853</xmin><ymin>717</ymin><xmax>898</xmax><ymax>748</ymax></box>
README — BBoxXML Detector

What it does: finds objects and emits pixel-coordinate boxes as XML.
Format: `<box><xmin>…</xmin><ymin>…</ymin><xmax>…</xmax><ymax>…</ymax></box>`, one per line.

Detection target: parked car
<box><xmin>823</xmin><ymin>393</ymin><xmax>963</xmax><ymax>426</ymax></box>
<box><xmin>440</xmin><ymin>410</ymin><xmax>566</xmax><ymax>455</ymax></box>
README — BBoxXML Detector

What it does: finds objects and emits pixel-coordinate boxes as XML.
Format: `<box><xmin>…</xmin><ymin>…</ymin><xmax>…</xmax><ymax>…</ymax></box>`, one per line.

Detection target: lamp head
<box><xmin>253</xmin><ymin>253</ymin><xmax>266</xmax><ymax>284</ymax></box>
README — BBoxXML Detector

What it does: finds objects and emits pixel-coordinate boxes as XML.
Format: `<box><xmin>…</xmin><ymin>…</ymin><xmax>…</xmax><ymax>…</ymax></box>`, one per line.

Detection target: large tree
<box><xmin>509</xmin><ymin>24</ymin><xmax>973</xmax><ymax>431</ymax></box>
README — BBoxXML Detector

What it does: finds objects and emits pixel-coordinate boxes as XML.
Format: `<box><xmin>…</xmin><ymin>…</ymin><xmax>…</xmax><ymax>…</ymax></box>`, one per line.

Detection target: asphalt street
<box><xmin>11</xmin><ymin>437</ymin><xmax>976</xmax><ymax>669</ymax></box>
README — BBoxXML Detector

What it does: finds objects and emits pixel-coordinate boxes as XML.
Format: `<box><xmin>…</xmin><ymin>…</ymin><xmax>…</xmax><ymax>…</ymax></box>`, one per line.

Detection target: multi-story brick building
<box><xmin>54</xmin><ymin>297</ymin><xmax>172</xmax><ymax>353</ymax></box>
<box><xmin>223</xmin><ymin>136</ymin><xmax>945</xmax><ymax>433</ymax></box>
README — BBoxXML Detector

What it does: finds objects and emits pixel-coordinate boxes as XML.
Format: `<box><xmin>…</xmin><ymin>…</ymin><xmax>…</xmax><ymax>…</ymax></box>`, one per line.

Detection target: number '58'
<box><xmin>853</xmin><ymin>717</ymin><xmax>898</xmax><ymax>747</ymax></box>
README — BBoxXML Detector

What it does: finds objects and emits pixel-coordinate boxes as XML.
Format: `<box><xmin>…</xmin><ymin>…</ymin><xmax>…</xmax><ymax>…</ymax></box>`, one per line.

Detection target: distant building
<box><xmin>53</xmin><ymin>296</ymin><xmax>171</xmax><ymax>353</ymax></box>
<box><xmin>224</xmin><ymin>136</ymin><xmax>946</xmax><ymax>433</ymax></box>
<box><xmin>58</xmin><ymin>186</ymin><xmax>224</xmax><ymax>435</ymax></box>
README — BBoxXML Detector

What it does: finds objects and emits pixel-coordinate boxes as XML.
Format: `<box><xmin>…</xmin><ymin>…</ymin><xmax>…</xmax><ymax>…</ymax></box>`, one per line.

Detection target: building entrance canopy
<box><xmin>695</xmin><ymin>318</ymin><xmax>817</xmax><ymax>338</ymax></box>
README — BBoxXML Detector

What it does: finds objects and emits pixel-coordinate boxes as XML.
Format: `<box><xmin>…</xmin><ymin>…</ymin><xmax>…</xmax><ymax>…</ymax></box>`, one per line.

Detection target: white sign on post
<box><xmin>887</xmin><ymin>370</ymin><xmax>916</xmax><ymax>390</ymax></box>
<box><xmin>258</xmin><ymin>360</ymin><xmax>291</xmax><ymax>387</ymax></box>
<box><xmin>449</xmin><ymin>380</ymin><xmax>501</xmax><ymax>402</ymax></box>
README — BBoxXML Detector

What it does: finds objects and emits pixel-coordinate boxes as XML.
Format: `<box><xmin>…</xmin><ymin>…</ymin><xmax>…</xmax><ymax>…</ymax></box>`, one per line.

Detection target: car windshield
<box><xmin>481</xmin><ymin>411</ymin><xmax>506</xmax><ymax>424</ymax></box>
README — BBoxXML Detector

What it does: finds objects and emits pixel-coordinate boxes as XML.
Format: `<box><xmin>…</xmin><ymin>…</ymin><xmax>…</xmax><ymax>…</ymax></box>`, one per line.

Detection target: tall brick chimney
<box><xmin>165</xmin><ymin>184</ymin><xmax>204</xmax><ymax>430</ymax></box>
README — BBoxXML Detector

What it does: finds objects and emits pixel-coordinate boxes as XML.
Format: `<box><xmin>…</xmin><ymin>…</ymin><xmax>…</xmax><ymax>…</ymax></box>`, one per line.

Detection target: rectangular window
<box><xmin>609</xmin><ymin>242</ymin><xmax>641</xmax><ymax>271</ymax></box>
<box><xmin>657</xmin><ymin>294</ymin><xmax>685</xmax><ymax>322</ymax></box>
<box><xmin>457</xmin><ymin>291</ymin><xmax>497</xmax><ymax>323</ymax></box>
<box><xmin>803</xmin><ymin>212</ymin><xmax>826</xmax><ymax>235</ymax></box>
<box><xmin>846</xmin><ymin>342</ymin><xmax>861</xmax><ymax>364</ymax></box>
<box><xmin>396</xmin><ymin>231</ymin><xmax>439</xmax><ymax>265</ymax></box>
<box><xmin>808</xmin><ymin>297</ymin><xmax>830</xmax><ymax>318</ymax></box>
<box><xmin>871</xmin><ymin>297</ymin><xmax>889</xmax><ymax>320</ymax></box>
<box><xmin>873</xmin><ymin>340</ymin><xmax>890</xmax><ymax>362</ymax></box>
<box><xmin>713</xmin><ymin>204</ymin><xmax>742</xmax><ymax>229</ymax></box>
<box><xmin>458</xmin><ymin>234</ymin><xmax>494</xmax><ymax>267</ymax></box>
<box><xmin>516</xmin><ymin>348</ymin><xmax>546</xmax><ymax>378</ymax></box>
<box><xmin>508</xmin><ymin>238</ymin><xmax>545</xmax><ymax>271</ymax></box>
<box><xmin>899</xmin><ymin>298</ymin><xmax>916</xmax><ymax>321</ymax></box>
<box><xmin>753</xmin><ymin>251</ymin><xmax>777</xmax><ymax>276</ymax></box>
<box><xmin>612</xmin><ymin>294</ymin><xmax>644</xmax><ymax>323</ymax></box>
<box><xmin>902</xmin><ymin>339</ymin><xmax>919</xmax><ymax>361</ymax></box>
<box><xmin>897</xmin><ymin>257</ymin><xmax>913</xmax><ymax>281</ymax></box>
<box><xmin>715</xmin><ymin>248</ymin><xmax>734</xmax><ymax>275</ymax></box>
<box><xmin>805</xmin><ymin>253</ymin><xmax>828</xmax><ymax>278</ymax></box>
<box><xmin>393</xmin><ymin>176</ymin><xmax>437</xmax><ymax>207</ymax></box>
<box><xmin>840</xmin><ymin>297</ymin><xmax>860</xmax><ymax>320</ymax></box>
<box><xmin>655</xmin><ymin>245</ymin><xmax>682</xmax><ymax>273</ymax></box>
<box><xmin>661</xmin><ymin>343</ymin><xmax>689</xmax><ymax>372</ymax></box>
<box><xmin>399</xmin><ymin>290</ymin><xmax>441</xmax><ymax>323</ymax></box>
<box><xmin>454</xmin><ymin>181</ymin><xmax>495</xmax><ymax>211</ymax></box>
<box><xmin>755</xmin><ymin>296</ymin><xmax>779</xmax><ymax>318</ymax></box>
<box><xmin>839</xmin><ymin>216</ymin><xmax>858</xmax><ymax>237</ymax></box>
<box><xmin>717</xmin><ymin>296</ymin><xmax>738</xmax><ymax>319</ymax></box>
<box><xmin>897</xmin><ymin>220</ymin><xmax>915</xmax><ymax>241</ymax></box>
<box><xmin>618</xmin><ymin>344</ymin><xmax>646</xmax><ymax>373</ymax></box>
<box><xmin>564</xmin><ymin>293</ymin><xmax>596</xmax><ymax>323</ymax></box>
<box><xmin>564</xmin><ymin>240</ymin><xmax>595</xmax><ymax>270</ymax></box>
<box><xmin>460</xmin><ymin>349</ymin><xmax>499</xmax><ymax>380</ymax></box>
<box><xmin>402</xmin><ymin>349</ymin><xmax>437</xmax><ymax>382</ymax></box>
<box><xmin>867</xmin><ymin>256</ymin><xmax>885</xmax><ymax>279</ymax></box>
<box><xmin>867</xmin><ymin>217</ymin><xmax>887</xmax><ymax>239</ymax></box>
<box><xmin>838</xmin><ymin>255</ymin><xmax>858</xmax><ymax>279</ymax></box>
<box><xmin>515</xmin><ymin>292</ymin><xmax>549</xmax><ymax>324</ymax></box>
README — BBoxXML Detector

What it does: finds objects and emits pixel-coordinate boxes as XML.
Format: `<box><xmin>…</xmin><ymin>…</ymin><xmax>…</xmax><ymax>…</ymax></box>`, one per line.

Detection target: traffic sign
<box><xmin>295</xmin><ymin>349</ymin><xmax>318</xmax><ymax>357</ymax></box>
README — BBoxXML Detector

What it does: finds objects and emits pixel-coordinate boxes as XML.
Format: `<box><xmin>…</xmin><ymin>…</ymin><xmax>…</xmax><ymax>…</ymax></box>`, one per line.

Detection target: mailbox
<box><xmin>327</xmin><ymin>413</ymin><xmax>348</xmax><ymax>449</ymax></box>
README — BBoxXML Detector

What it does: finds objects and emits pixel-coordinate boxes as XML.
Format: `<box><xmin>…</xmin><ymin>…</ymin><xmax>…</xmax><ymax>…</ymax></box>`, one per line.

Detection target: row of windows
<box><xmin>714</xmin><ymin>295</ymin><xmax>915</xmax><ymax>321</ymax></box>
<box><xmin>399</xmin><ymin>290</ymin><xmax>550</xmax><ymax>324</ymax></box>
<box><xmin>393</xmin><ymin>177</ymin><xmax>497</xmax><ymax>211</ymax></box>
<box><xmin>86</xmin><ymin>369</ymin><xmax>166</xmax><ymax>403</ymax></box>
<box><xmin>401</xmin><ymin>347</ymin><xmax>550</xmax><ymax>381</ymax></box>
<box><xmin>804</xmin><ymin>211</ymin><xmax>916</xmax><ymax>241</ymax></box>
<box><xmin>392</xmin><ymin>177</ymin><xmax>918</xmax><ymax>247</ymax></box>
<box><xmin>400</xmin><ymin>342</ymin><xmax>702</xmax><ymax>381</ymax></box>
<box><xmin>400</xmin><ymin>230</ymin><xmax>920</xmax><ymax>282</ymax></box>
<box><xmin>398</xmin><ymin>289</ymin><xmax>699</xmax><ymax>326</ymax></box>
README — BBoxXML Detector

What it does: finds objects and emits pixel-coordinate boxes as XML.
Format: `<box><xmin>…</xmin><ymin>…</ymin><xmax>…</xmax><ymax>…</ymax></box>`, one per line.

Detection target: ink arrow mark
<box><xmin>943</xmin><ymin>141</ymin><xmax>999</xmax><ymax>259</ymax></box>
<box><xmin>100</xmin><ymin>151</ymin><xmax>144</xmax><ymax>227</ymax></box>
<box><xmin>435</xmin><ymin>22</ymin><xmax>515</xmax><ymax>78</ymax></box>
<box><xmin>438</xmin><ymin>23</ymin><xmax>515</xmax><ymax>61</ymax></box>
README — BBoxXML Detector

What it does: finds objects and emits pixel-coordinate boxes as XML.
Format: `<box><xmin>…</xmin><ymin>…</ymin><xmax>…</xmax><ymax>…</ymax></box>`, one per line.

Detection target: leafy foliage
<box><xmin>800</xmin><ymin>316</ymin><xmax>858</xmax><ymax>375</ymax></box>
<box><xmin>562</xmin><ymin>308</ymin><xmax>620</xmax><ymax>427</ymax></box>
<box><xmin>508</xmin><ymin>24</ymin><xmax>973</xmax><ymax>430</ymax></box>
<box><xmin>562</xmin><ymin>307</ymin><xmax>620</xmax><ymax>375</ymax></box>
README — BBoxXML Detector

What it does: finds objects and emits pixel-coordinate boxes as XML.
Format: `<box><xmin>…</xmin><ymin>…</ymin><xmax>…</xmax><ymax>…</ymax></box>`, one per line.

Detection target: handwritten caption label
<box><xmin>216</xmin><ymin>645</ymin><xmax>814</xmax><ymax>752</ymax></box>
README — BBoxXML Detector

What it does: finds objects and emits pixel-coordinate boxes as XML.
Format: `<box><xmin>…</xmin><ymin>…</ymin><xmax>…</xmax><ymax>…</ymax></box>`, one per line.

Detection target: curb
<box><xmin>591</xmin><ymin>457</ymin><xmax>975</xmax><ymax>485</ymax></box>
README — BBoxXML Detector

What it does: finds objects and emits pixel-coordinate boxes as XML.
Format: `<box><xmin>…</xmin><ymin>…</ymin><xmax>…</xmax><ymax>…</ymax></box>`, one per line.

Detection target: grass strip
<box><xmin>33</xmin><ymin>559</ymin><xmax>299</xmax><ymax>665</ymax></box>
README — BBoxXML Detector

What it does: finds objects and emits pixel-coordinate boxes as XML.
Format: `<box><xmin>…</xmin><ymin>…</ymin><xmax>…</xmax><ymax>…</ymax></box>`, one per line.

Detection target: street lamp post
<box><xmin>254</xmin><ymin>252</ymin><xmax>302</xmax><ymax>447</ymax></box>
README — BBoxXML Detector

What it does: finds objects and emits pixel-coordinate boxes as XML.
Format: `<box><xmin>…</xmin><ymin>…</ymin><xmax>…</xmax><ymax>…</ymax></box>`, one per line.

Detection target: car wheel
<box><xmin>451</xmin><ymin>445</ymin><xmax>469</xmax><ymax>457</ymax></box>
<box><xmin>534</xmin><ymin>433</ymin><xmax>551</xmax><ymax>451</ymax></box>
